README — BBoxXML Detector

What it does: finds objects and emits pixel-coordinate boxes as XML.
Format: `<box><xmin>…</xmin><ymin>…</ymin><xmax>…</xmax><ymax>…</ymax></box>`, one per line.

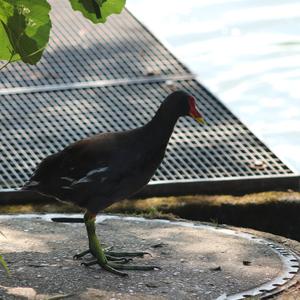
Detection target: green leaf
<box><xmin>0</xmin><ymin>0</ymin><xmax>51</xmax><ymax>65</ymax></box>
<box><xmin>0</xmin><ymin>254</ymin><xmax>10</xmax><ymax>276</ymax></box>
<box><xmin>69</xmin><ymin>0</ymin><xmax>125</xmax><ymax>24</ymax></box>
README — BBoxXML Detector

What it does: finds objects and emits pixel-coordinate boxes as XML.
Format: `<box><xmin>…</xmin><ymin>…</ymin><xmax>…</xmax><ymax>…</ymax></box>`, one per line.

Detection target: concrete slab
<box><xmin>0</xmin><ymin>214</ymin><xmax>299</xmax><ymax>300</ymax></box>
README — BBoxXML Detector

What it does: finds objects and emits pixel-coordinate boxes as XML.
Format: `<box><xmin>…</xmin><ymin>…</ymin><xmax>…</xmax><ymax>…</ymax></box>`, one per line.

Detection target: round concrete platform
<box><xmin>0</xmin><ymin>214</ymin><xmax>299</xmax><ymax>300</ymax></box>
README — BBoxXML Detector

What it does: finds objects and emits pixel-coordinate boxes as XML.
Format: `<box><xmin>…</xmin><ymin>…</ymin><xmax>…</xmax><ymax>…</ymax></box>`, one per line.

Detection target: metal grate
<box><xmin>0</xmin><ymin>0</ymin><xmax>297</xmax><ymax>194</ymax></box>
<box><xmin>0</xmin><ymin>79</ymin><xmax>293</xmax><ymax>190</ymax></box>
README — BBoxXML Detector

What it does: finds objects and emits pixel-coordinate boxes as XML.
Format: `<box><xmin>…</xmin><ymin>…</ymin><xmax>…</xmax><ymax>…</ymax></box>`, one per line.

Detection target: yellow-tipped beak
<box><xmin>190</xmin><ymin>114</ymin><xmax>206</xmax><ymax>125</ymax></box>
<box><xmin>193</xmin><ymin>116</ymin><xmax>206</xmax><ymax>124</ymax></box>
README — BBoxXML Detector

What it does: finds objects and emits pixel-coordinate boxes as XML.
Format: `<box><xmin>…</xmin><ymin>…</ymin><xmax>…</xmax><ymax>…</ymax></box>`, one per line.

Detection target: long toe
<box><xmin>80</xmin><ymin>257</ymin><xmax>129</xmax><ymax>276</ymax></box>
<box><xmin>81</xmin><ymin>260</ymin><xmax>98</xmax><ymax>267</ymax></box>
<box><xmin>108</xmin><ymin>262</ymin><xmax>160</xmax><ymax>271</ymax></box>
<box><xmin>106</xmin><ymin>255</ymin><xmax>132</xmax><ymax>263</ymax></box>
<box><xmin>102</xmin><ymin>263</ymin><xmax>129</xmax><ymax>276</ymax></box>
<box><xmin>105</xmin><ymin>250</ymin><xmax>152</xmax><ymax>258</ymax></box>
<box><xmin>73</xmin><ymin>249</ymin><xmax>91</xmax><ymax>260</ymax></box>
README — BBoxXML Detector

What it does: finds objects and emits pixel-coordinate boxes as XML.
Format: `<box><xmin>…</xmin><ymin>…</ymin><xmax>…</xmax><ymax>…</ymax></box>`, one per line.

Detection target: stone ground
<box><xmin>0</xmin><ymin>214</ymin><xmax>299</xmax><ymax>300</ymax></box>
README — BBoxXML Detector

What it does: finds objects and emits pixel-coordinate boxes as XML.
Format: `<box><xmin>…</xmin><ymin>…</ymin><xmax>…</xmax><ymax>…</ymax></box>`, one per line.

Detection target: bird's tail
<box><xmin>0</xmin><ymin>188</ymin><xmax>56</xmax><ymax>206</ymax></box>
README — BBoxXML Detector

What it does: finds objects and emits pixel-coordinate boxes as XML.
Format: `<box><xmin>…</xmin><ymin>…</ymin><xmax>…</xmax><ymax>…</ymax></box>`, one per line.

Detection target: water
<box><xmin>128</xmin><ymin>0</ymin><xmax>300</xmax><ymax>173</ymax></box>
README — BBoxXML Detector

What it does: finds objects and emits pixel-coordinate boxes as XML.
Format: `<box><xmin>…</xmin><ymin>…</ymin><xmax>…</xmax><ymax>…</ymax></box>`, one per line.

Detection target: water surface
<box><xmin>128</xmin><ymin>0</ymin><xmax>300</xmax><ymax>173</ymax></box>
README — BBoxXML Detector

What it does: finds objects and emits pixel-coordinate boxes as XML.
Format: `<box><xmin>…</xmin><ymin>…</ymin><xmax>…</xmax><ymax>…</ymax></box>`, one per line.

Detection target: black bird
<box><xmin>23</xmin><ymin>90</ymin><xmax>205</xmax><ymax>276</ymax></box>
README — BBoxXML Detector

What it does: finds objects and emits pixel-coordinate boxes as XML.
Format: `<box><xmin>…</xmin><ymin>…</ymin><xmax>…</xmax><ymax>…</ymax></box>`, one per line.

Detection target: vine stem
<box><xmin>0</xmin><ymin>51</ymin><xmax>14</xmax><ymax>71</ymax></box>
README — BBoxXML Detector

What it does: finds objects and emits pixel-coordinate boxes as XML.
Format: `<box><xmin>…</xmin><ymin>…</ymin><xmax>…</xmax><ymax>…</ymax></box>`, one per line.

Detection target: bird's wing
<box><xmin>69</xmin><ymin>166</ymin><xmax>110</xmax><ymax>187</ymax></box>
<box><xmin>23</xmin><ymin>134</ymin><xmax>113</xmax><ymax>192</ymax></box>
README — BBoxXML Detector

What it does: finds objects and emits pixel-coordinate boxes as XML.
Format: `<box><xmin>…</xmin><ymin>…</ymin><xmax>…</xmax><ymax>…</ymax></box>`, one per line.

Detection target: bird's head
<box><xmin>165</xmin><ymin>90</ymin><xmax>205</xmax><ymax>124</ymax></box>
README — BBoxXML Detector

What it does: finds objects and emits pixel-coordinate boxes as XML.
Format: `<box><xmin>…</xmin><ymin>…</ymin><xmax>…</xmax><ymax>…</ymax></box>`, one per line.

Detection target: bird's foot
<box><xmin>81</xmin><ymin>259</ymin><xmax>160</xmax><ymax>276</ymax></box>
<box><xmin>81</xmin><ymin>211</ymin><xmax>159</xmax><ymax>276</ymax></box>
<box><xmin>73</xmin><ymin>250</ymin><xmax>132</xmax><ymax>263</ymax></box>
<box><xmin>73</xmin><ymin>248</ymin><xmax>151</xmax><ymax>260</ymax></box>
<box><xmin>74</xmin><ymin>248</ymin><xmax>158</xmax><ymax>276</ymax></box>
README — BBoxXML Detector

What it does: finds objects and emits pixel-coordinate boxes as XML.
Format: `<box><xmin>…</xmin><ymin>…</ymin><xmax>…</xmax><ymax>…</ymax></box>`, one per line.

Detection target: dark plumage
<box><xmin>23</xmin><ymin>90</ymin><xmax>203</xmax><ymax>213</ymax></box>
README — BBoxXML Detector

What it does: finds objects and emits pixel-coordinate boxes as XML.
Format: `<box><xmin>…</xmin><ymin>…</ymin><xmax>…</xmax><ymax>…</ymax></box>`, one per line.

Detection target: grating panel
<box><xmin>0</xmin><ymin>0</ymin><xmax>296</xmax><ymax>193</ymax></box>
<box><xmin>0</xmin><ymin>80</ymin><xmax>293</xmax><ymax>190</ymax></box>
<box><xmin>0</xmin><ymin>0</ymin><xmax>189</xmax><ymax>89</ymax></box>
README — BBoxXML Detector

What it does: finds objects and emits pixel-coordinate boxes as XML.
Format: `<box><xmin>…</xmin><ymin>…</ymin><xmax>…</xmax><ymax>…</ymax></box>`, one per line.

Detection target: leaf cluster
<box><xmin>0</xmin><ymin>0</ymin><xmax>125</xmax><ymax>67</ymax></box>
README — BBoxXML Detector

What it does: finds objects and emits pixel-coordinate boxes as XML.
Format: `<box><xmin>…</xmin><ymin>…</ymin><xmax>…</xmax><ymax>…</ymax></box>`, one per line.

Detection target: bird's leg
<box><xmin>74</xmin><ymin>215</ymin><xmax>151</xmax><ymax>261</ymax></box>
<box><xmin>80</xmin><ymin>211</ymin><xmax>159</xmax><ymax>276</ymax></box>
<box><xmin>83</xmin><ymin>211</ymin><xmax>127</xmax><ymax>276</ymax></box>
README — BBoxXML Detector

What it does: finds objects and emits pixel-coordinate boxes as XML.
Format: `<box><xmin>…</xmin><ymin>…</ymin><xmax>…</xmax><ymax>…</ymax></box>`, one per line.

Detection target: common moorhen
<box><xmin>23</xmin><ymin>90</ymin><xmax>205</xmax><ymax>276</ymax></box>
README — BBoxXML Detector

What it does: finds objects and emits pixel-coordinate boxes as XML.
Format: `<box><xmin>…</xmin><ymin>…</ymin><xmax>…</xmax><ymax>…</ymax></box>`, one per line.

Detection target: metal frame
<box><xmin>0</xmin><ymin>174</ymin><xmax>299</xmax><ymax>204</ymax></box>
<box><xmin>0</xmin><ymin>74</ymin><xmax>195</xmax><ymax>96</ymax></box>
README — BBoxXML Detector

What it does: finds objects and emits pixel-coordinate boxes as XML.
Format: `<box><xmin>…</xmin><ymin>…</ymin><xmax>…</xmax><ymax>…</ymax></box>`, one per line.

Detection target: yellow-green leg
<box><xmin>77</xmin><ymin>211</ymin><xmax>158</xmax><ymax>276</ymax></box>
